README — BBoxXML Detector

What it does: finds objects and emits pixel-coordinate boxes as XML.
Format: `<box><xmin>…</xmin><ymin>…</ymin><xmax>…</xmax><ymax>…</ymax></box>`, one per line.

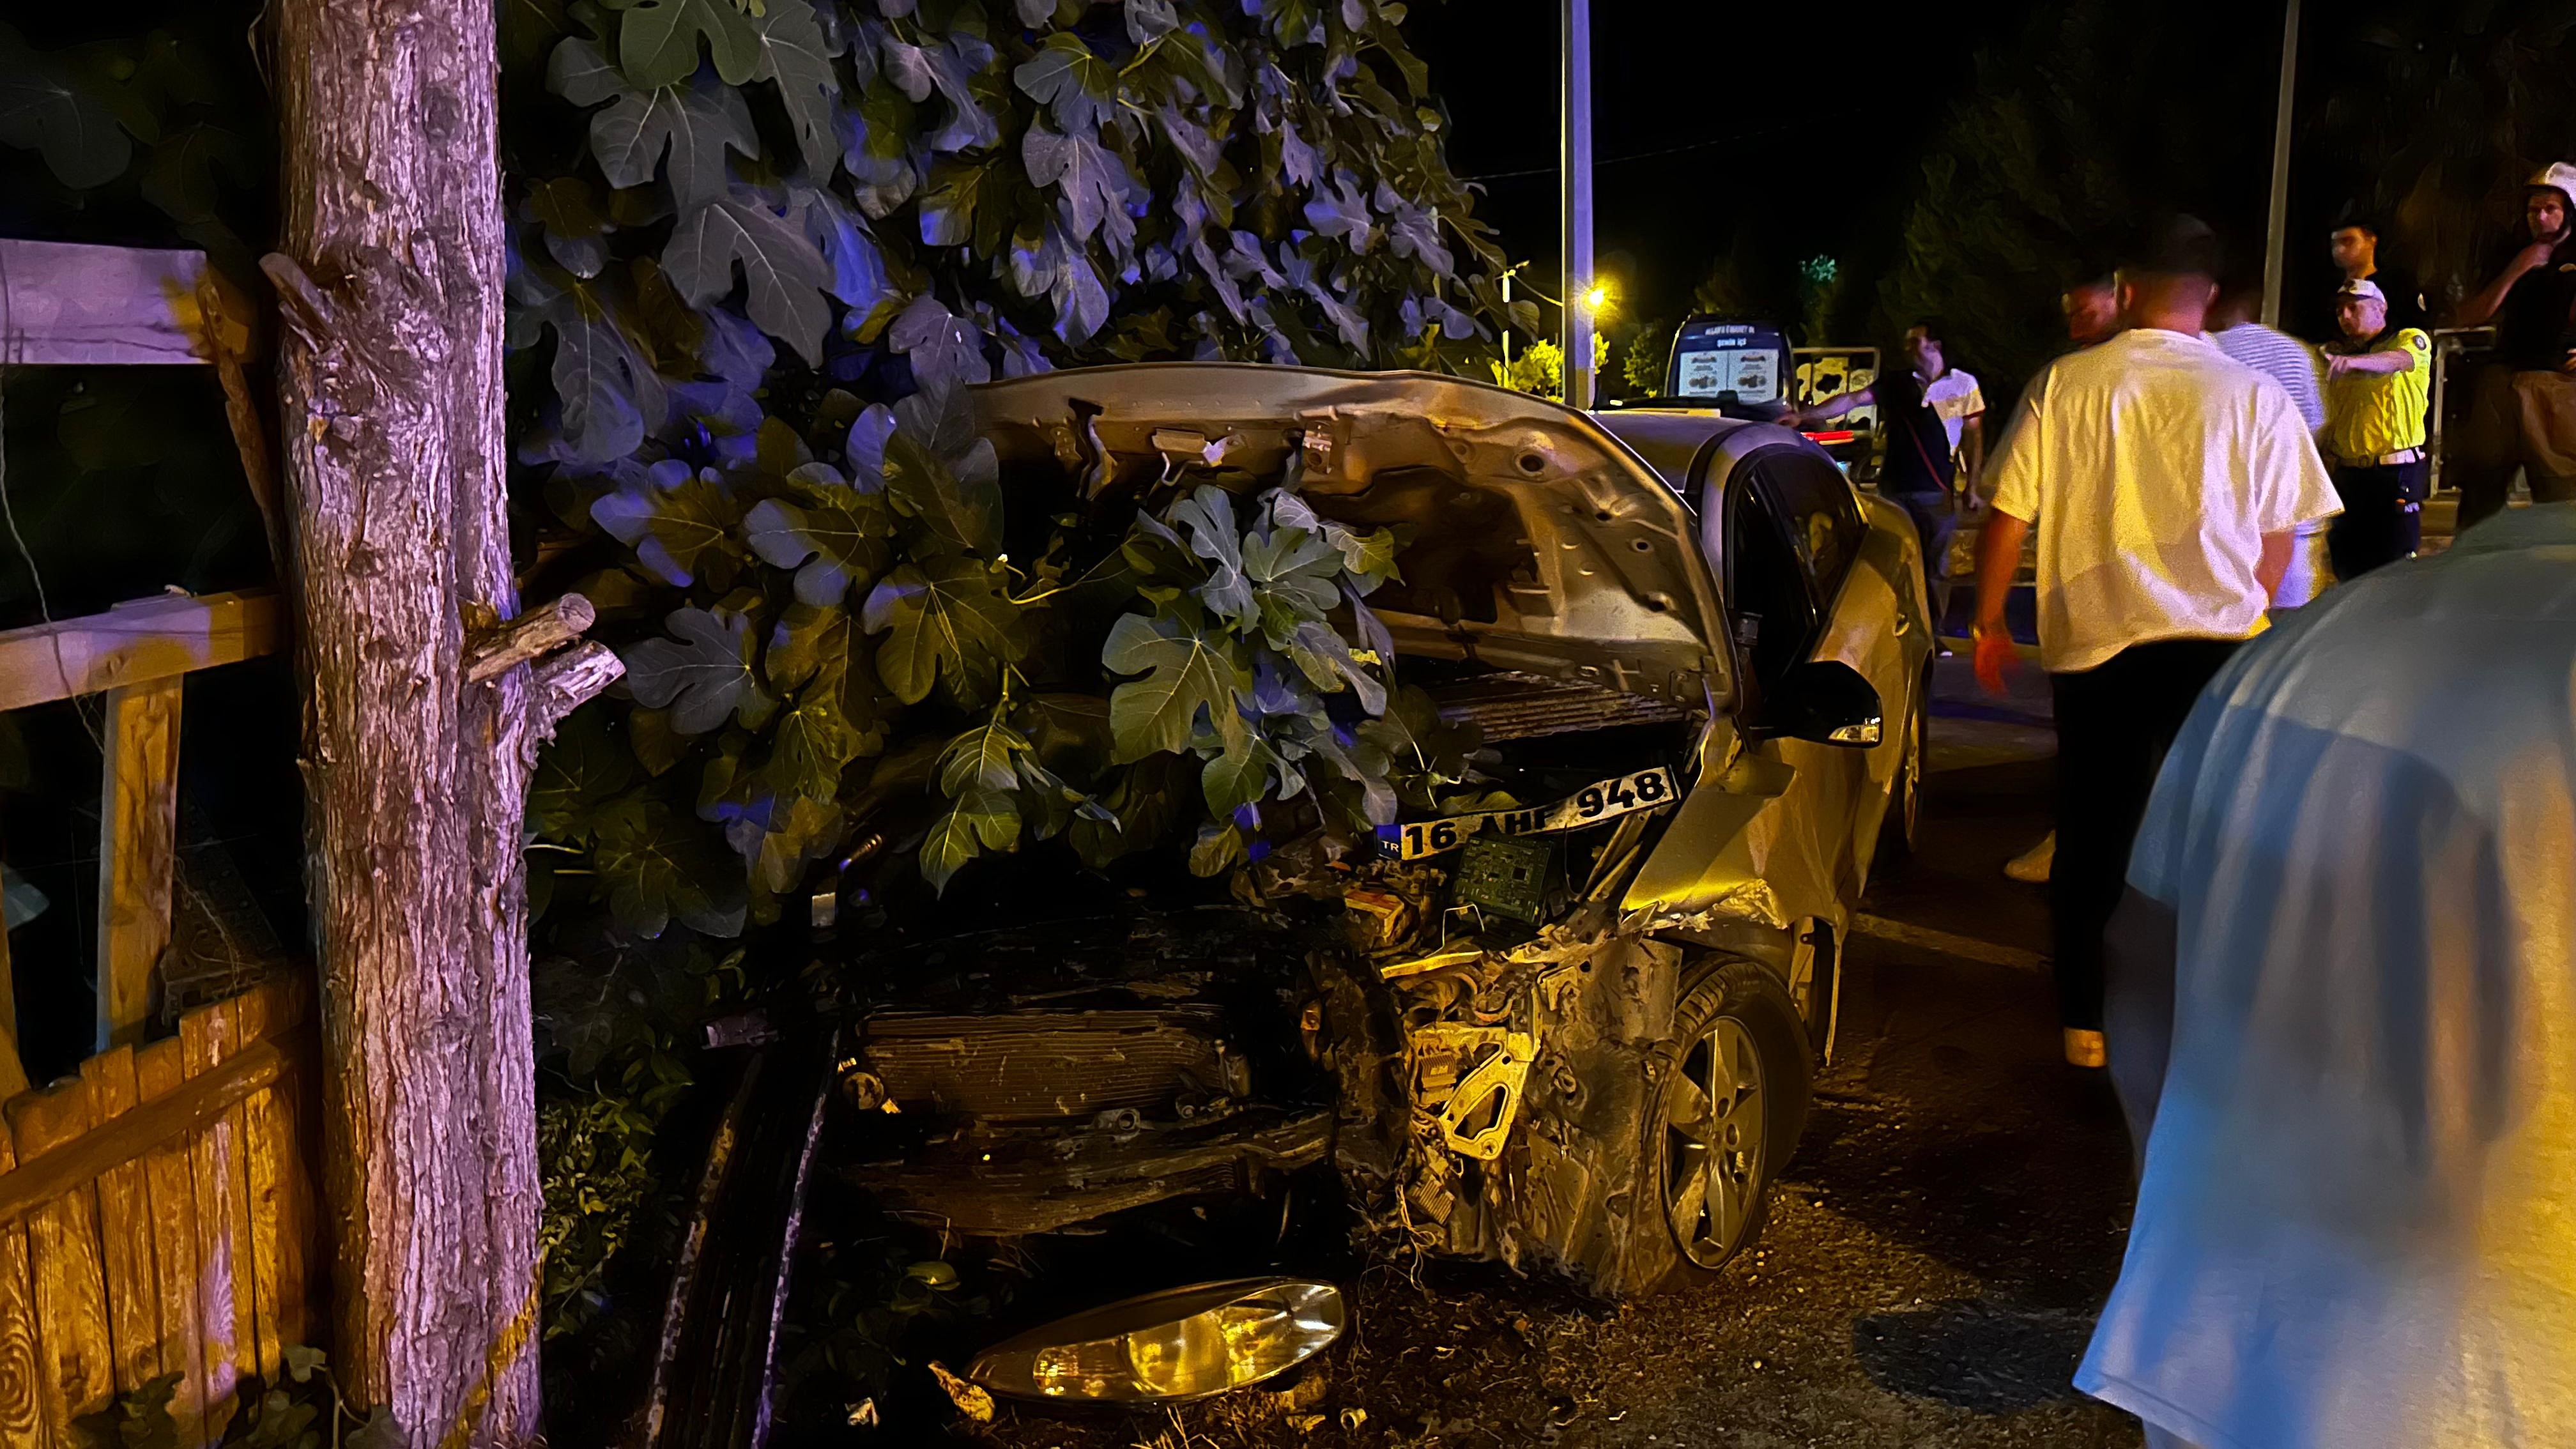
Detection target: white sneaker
<box><xmin>2004</xmin><ymin>831</ymin><xmax>2055</xmax><ymax>884</ymax></box>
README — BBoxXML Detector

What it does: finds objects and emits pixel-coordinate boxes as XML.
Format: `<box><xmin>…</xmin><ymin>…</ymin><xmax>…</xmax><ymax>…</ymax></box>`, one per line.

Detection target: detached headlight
<box><xmin>969</xmin><ymin>1278</ymin><xmax>1346</xmax><ymax>1403</ymax></box>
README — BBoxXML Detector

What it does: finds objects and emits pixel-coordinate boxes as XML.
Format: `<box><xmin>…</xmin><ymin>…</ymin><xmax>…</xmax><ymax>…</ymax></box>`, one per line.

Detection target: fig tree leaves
<box><xmin>742</xmin><ymin>462</ymin><xmax>893</xmax><ymax>606</ymax></box>
<box><xmin>861</xmin><ymin>556</ymin><xmax>1027</xmax><ymax>708</ymax></box>
<box><xmin>0</xmin><ymin>25</ymin><xmax>132</xmax><ymax>187</ymax></box>
<box><xmin>489</xmin><ymin>0</ymin><xmax>1510</xmax><ymax>913</ymax></box>
<box><xmin>610</xmin><ymin>0</ymin><xmax>762</xmax><ymax>91</ymax></box>
<box><xmin>1011</xmin><ymin>33</ymin><xmax>1115</xmax><ymax>135</ymax></box>
<box><xmin>1101</xmin><ymin>610</ymin><xmax>1250</xmax><ymax>764</ymax></box>
<box><xmin>621</xmin><ymin>606</ymin><xmax>776</xmax><ymax>735</ymax></box>
<box><xmin>662</xmin><ymin>196</ymin><xmax>834</xmax><ymax>365</ymax></box>
<box><xmin>589</xmin><ymin>460</ymin><xmax>737</xmax><ymax>586</ymax></box>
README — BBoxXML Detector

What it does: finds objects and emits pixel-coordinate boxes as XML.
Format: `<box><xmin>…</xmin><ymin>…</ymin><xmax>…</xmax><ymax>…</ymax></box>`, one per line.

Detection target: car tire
<box><xmin>1613</xmin><ymin>961</ymin><xmax>1812</xmax><ymax>1296</ymax></box>
<box><xmin>1873</xmin><ymin>677</ymin><xmax>1928</xmax><ymax>873</ymax></box>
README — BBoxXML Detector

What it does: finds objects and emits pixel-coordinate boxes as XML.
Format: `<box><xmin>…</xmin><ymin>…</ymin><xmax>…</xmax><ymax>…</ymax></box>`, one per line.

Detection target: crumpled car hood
<box><xmin>973</xmin><ymin>364</ymin><xmax>1732</xmax><ymax>707</ymax></box>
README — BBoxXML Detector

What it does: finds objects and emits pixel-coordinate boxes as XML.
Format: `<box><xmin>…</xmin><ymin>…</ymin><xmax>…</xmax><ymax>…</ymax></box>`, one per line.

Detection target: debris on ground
<box><xmin>960</xmin><ymin>919</ymin><xmax>2146</xmax><ymax>1448</ymax></box>
<box><xmin>930</xmin><ymin>1362</ymin><xmax>994</xmax><ymax>1424</ymax></box>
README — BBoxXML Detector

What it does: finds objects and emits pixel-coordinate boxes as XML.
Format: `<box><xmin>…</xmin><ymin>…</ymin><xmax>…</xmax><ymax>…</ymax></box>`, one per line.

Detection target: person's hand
<box><xmin>2561</xmin><ymin>348</ymin><xmax>2576</xmax><ymax>374</ymax></box>
<box><xmin>2517</xmin><ymin>238</ymin><xmax>2559</xmax><ymax>275</ymax></box>
<box><xmin>2326</xmin><ymin>353</ymin><xmax>2353</xmax><ymax>378</ymax></box>
<box><xmin>1972</xmin><ymin>622</ymin><xmax>2016</xmax><ymax>695</ymax></box>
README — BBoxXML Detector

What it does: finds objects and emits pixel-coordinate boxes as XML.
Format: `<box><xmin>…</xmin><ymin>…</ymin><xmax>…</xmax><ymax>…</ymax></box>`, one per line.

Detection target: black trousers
<box><xmin>2049</xmin><ymin>639</ymin><xmax>2241</xmax><ymax>1032</ymax></box>
<box><xmin>2327</xmin><ymin>458</ymin><xmax>2426</xmax><ymax>580</ymax></box>
<box><xmin>1887</xmin><ymin>487</ymin><xmax>1956</xmax><ymax>616</ymax></box>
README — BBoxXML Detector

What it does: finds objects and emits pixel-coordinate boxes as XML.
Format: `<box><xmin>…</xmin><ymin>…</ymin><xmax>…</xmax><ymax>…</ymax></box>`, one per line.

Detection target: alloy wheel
<box><xmin>1662</xmin><ymin>1016</ymin><xmax>1768</xmax><ymax>1268</ymax></box>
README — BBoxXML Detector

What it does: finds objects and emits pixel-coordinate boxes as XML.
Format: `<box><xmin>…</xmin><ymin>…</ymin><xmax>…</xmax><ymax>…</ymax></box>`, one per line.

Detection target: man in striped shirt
<box><xmin>2207</xmin><ymin>275</ymin><xmax>2324</xmax><ymax>431</ymax></box>
<box><xmin>2207</xmin><ymin>273</ymin><xmax>2328</xmax><ymax>606</ymax></box>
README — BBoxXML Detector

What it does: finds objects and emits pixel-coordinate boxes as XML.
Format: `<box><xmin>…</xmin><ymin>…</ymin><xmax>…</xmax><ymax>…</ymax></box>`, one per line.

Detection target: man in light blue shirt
<box><xmin>2087</xmin><ymin>504</ymin><xmax>2576</xmax><ymax>1448</ymax></box>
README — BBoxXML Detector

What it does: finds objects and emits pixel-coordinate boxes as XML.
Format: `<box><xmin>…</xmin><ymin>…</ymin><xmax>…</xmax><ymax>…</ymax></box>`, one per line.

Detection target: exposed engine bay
<box><xmin>832</xmin><ymin>661</ymin><xmax>1717</xmax><ymax>1294</ymax></box>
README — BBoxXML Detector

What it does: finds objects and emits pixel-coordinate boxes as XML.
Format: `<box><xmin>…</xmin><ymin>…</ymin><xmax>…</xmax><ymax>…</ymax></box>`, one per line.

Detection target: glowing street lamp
<box><xmin>1581</xmin><ymin>283</ymin><xmax>1611</xmax><ymax>316</ymax></box>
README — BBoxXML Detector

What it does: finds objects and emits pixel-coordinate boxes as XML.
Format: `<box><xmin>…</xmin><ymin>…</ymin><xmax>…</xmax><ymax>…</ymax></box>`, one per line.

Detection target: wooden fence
<box><xmin>0</xmin><ymin>977</ymin><xmax>317</xmax><ymax>1446</ymax></box>
<box><xmin>0</xmin><ymin>240</ymin><xmax>321</xmax><ymax>1446</ymax></box>
<box><xmin>0</xmin><ymin>586</ymin><xmax>314</xmax><ymax>1448</ymax></box>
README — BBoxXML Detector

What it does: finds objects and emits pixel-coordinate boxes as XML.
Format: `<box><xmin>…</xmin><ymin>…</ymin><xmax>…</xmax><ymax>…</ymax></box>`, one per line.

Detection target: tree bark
<box><xmin>264</xmin><ymin>2</ymin><xmax>555</xmax><ymax>1441</ymax></box>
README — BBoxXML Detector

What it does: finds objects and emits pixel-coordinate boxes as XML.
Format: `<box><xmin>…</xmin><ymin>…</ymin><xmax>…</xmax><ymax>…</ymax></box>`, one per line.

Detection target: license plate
<box><xmin>1378</xmin><ymin>767</ymin><xmax>1679</xmax><ymax>861</ymax></box>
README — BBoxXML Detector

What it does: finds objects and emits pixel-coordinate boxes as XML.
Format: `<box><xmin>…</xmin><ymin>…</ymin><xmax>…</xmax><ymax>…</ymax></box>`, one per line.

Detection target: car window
<box><xmin>1741</xmin><ymin>448</ymin><xmax>1866</xmax><ymax>608</ymax></box>
<box><xmin>1724</xmin><ymin>480</ymin><xmax>1818</xmax><ymax>698</ymax></box>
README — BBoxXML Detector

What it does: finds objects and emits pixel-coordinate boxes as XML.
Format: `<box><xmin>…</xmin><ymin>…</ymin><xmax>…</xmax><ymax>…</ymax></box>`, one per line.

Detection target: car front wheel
<box><xmin>1619</xmin><ymin>962</ymin><xmax>1811</xmax><ymax>1294</ymax></box>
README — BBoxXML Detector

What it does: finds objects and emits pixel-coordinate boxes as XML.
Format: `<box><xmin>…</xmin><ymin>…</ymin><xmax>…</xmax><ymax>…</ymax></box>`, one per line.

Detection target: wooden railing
<box><xmin>0</xmin><ymin>976</ymin><xmax>316</xmax><ymax>1445</ymax></box>
<box><xmin>0</xmin><ymin>589</ymin><xmax>302</xmax><ymax>1447</ymax></box>
<box><xmin>0</xmin><ymin>238</ymin><xmax>318</xmax><ymax>1444</ymax></box>
<box><xmin>0</xmin><ymin>235</ymin><xmax>285</xmax><ymax>1091</ymax></box>
<box><xmin>0</xmin><ymin>590</ymin><xmax>286</xmax><ymax>1096</ymax></box>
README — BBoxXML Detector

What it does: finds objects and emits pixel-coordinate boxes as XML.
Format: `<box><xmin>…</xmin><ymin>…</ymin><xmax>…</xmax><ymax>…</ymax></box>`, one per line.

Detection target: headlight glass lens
<box><xmin>971</xmin><ymin>1279</ymin><xmax>1346</xmax><ymax>1402</ymax></box>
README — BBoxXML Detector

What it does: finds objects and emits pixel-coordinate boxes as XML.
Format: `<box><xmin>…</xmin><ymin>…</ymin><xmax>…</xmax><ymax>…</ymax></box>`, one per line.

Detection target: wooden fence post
<box><xmin>97</xmin><ymin>677</ymin><xmax>185</xmax><ymax>1052</ymax></box>
<box><xmin>0</xmin><ymin>931</ymin><xmax>24</xmax><ymax>1102</ymax></box>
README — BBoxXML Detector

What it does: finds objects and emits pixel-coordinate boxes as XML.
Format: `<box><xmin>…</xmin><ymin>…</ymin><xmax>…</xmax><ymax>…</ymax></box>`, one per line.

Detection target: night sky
<box><xmin>1407</xmin><ymin>1</ymin><xmax>2026</xmax><ymax>335</ymax></box>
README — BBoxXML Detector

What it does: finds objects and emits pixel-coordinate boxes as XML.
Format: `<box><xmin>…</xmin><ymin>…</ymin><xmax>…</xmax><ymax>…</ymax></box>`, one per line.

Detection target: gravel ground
<box><xmin>960</xmin><ymin>661</ymin><xmax>2142</xmax><ymax>1449</ymax></box>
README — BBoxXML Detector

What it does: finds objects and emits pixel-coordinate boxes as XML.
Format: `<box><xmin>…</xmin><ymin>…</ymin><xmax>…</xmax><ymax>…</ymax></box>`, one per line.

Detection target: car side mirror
<box><xmin>1770</xmin><ymin>660</ymin><xmax>1882</xmax><ymax>747</ymax></box>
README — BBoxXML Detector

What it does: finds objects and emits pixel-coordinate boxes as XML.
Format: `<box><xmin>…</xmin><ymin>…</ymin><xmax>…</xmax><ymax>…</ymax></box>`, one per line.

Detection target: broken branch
<box><xmin>530</xmin><ymin>641</ymin><xmax>623</xmax><ymax>737</ymax></box>
<box><xmin>464</xmin><ymin>593</ymin><xmax>597</xmax><ymax>684</ymax></box>
<box><xmin>257</xmin><ymin>252</ymin><xmax>335</xmax><ymax>346</ymax></box>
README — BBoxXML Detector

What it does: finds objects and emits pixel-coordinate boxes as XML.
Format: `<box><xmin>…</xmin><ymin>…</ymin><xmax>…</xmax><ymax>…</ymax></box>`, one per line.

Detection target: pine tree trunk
<box><xmin>264</xmin><ymin>1</ymin><xmax>543</xmax><ymax>1439</ymax></box>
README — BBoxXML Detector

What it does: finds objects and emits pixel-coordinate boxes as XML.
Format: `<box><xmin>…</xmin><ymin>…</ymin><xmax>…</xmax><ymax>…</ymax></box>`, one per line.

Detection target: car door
<box><xmin>1641</xmin><ymin>444</ymin><xmax>1911</xmax><ymax>916</ymax></box>
<box><xmin>1730</xmin><ymin>450</ymin><xmax>1869</xmax><ymax>898</ymax></box>
<box><xmin>1745</xmin><ymin>450</ymin><xmax>1921</xmax><ymax>861</ymax></box>
<box><xmin>1622</xmin><ymin>432</ymin><xmax>1930</xmax><ymax>933</ymax></box>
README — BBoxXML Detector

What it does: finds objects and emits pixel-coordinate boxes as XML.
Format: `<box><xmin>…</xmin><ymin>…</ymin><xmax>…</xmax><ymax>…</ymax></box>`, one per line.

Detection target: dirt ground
<box><xmin>962</xmin><ymin>659</ymin><xmax>2145</xmax><ymax>1449</ymax></box>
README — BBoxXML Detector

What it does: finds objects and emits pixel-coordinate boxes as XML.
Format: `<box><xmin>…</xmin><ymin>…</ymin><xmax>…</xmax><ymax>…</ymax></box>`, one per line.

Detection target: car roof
<box><xmin>1588</xmin><ymin>408</ymin><xmax>1756</xmax><ymax>494</ymax></box>
<box><xmin>1589</xmin><ymin>407</ymin><xmax>1837</xmax><ymax>505</ymax></box>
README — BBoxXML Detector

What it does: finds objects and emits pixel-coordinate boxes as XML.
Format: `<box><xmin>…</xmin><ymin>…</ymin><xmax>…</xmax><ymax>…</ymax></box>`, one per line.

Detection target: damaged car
<box><xmin>799</xmin><ymin>364</ymin><xmax>1932</xmax><ymax>1400</ymax></box>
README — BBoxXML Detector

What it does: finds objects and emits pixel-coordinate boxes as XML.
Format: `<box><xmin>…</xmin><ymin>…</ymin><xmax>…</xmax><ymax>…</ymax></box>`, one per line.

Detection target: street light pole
<box><xmin>1561</xmin><ymin>0</ymin><xmax>1595</xmax><ymax>408</ymax></box>
<box><xmin>2260</xmin><ymin>0</ymin><xmax>2301</xmax><ymax>328</ymax></box>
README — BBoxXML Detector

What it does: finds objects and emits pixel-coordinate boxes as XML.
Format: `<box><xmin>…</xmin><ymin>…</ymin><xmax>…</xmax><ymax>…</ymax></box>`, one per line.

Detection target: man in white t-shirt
<box><xmin>2089</xmin><ymin>504</ymin><xmax>2576</xmax><ymax>1449</ymax></box>
<box><xmin>1970</xmin><ymin>216</ymin><xmax>2340</xmax><ymax>1068</ymax></box>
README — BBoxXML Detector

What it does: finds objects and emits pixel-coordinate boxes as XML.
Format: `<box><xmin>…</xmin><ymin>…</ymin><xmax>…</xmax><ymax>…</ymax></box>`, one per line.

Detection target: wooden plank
<box><xmin>0</xmin><ymin>922</ymin><xmax>24</xmax><ymax>1103</ymax></box>
<box><xmin>179</xmin><ymin>1007</ymin><xmax>245</xmax><ymax>1411</ymax></box>
<box><xmin>0</xmin><ymin>591</ymin><xmax>281</xmax><ymax>715</ymax></box>
<box><xmin>77</xmin><ymin>1049</ymin><xmax>162</xmax><ymax>1396</ymax></box>
<box><xmin>240</xmin><ymin>978</ymin><xmax>316</xmax><ymax>1366</ymax></box>
<box><xmin>0</xmin><ymin>1130</ymin><xmax>43</xmax><ymax>1449</ymax></box>
<box><xmin>237</xmin><ymin>976</ymin><xmax>307</xmax><ymax>1041</ymax></box>
<box><xmin>0</xmin><ymin>240</ymin><xmax>213</xmax><ymax>367</ymax></box>
<box><xmin>0</xmin><ymin>1033</ymin><xmax>295</xmax><ymax>1223</ymax></box>
<box><xmin>231</xmin><ymin>994</ymin><xmax>288</xmax><ymax>1381</ymax></box>
<box><xmin>209</xmin><ymin>1007</ymin><xmax>258</xmax><ymax>1397</ymax></box>
<box><xmin>134</xmin><ymin>1039</ymin><xmax>208</xmax><ymax>1446</ymax></box>
<box><xmin>4</xmin><ymin>1078</ymin><xmax>115</xmax><ymax>1439</ymax></box>
<box><xmin>97</xmin><ymin>677</ymin><xmax>185</xmax><ymax>1052</ymax></box>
